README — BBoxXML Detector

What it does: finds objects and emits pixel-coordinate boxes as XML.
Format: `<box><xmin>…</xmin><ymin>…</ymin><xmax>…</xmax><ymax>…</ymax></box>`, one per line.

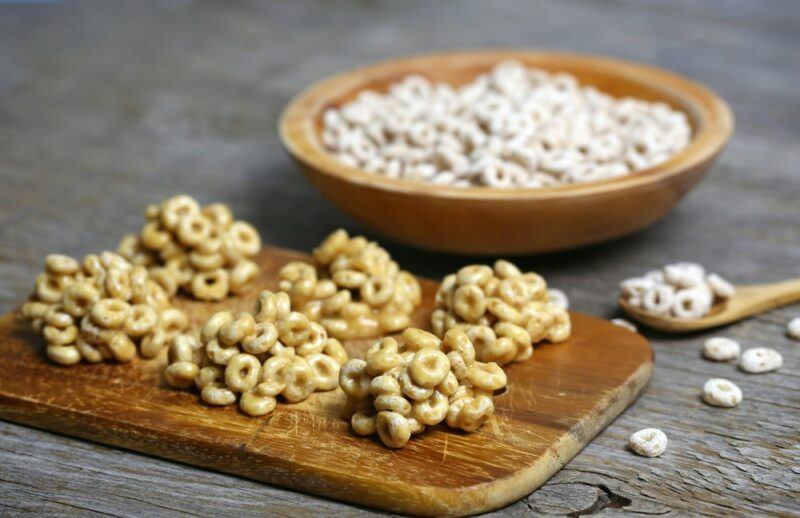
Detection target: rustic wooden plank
<box><xmin>0</xmin><ymin>0</ymin><xmax>798</xmax><ymax>516</ymax></box>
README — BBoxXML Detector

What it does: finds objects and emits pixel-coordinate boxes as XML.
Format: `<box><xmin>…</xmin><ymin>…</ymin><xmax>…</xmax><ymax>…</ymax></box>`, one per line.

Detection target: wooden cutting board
<box><xmin>0</xmin><ymin>247</ymin><xmax>653</xmax><ymax>516</ymax></box>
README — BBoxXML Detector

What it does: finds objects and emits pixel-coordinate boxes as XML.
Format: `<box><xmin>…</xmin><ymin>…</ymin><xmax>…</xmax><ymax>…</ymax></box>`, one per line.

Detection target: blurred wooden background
<box><xmin>0</xmin><ymin>1</ymin><xmax>798</xmax><ymax>515</ymax></box>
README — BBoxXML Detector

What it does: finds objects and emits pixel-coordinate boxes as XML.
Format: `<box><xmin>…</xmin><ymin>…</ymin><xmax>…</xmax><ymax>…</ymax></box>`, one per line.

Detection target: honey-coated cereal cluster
<box><xmin>431</xmin><ymin>260</ymin><xmax>571</xmax><ymax>366</ymax></box>
<box><xmin>278</xmin><ymin>229</ymin><xmax>421</xmax><ymax>340</ymax></box>
<box><xmin>164</xmin><ymin>290</ymin><xmax>349</xmax><ymax>416</ymax></box>
<box><xmin>21</xmin><ymin>252</ymin><xmax>188</xmax><ymax>365</ymax></box>
<box><xmin>118</xmin><ymin>195</ymin><xmax>261</xmax><ymax>301</ymax></box>
<box><xmin>340</xmin><ymin>327</ymin><xmax>507</xmax><ymax>449</ymax></box>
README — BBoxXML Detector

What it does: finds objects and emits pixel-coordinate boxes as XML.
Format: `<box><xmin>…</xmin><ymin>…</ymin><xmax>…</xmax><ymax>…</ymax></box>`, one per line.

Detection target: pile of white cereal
<box><xmin>619</xmin><ymin>262</ymin><xmax>734</xmax><ymax>319</ymax></box>
<box><xmin>322</xmin><ymin>61</ymin><xmax>691</xmax><ymax>188</ymax></box>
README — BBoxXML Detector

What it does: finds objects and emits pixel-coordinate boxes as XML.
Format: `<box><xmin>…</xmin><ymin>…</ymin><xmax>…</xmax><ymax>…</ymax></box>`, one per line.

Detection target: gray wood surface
<box><xmin>0</xmin><ymin>0</ymin><xmax>798</xmax><ymax>516</ymax></box>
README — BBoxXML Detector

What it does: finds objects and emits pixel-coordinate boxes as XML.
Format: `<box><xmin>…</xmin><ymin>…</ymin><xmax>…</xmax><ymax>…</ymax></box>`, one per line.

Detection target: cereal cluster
<box><xmin>340</xmin><ymin>328</ymin><xmax>507</xmax><ymax>449</ymax></box>
<box><xmin>431</xmin><ymin>260</ymin><xmax>571</xmax><ymax>366</ymax></box>
<box><xmin>620</xmin><ymin>262</ymin><xmax>735</xmax><ymax>319</ymax></box>
<box><xmin>278</xmin><ymin>229</ymin><xmax>421</xmax><ymax>340</ymax></box>
<box><xmin>164</xmin><ymin>290</ymin><xmax>348</xmax><ymax>416</ymax></box>
<box><xmin>118</xmin><ymin>195</ymin><xmax>261</xmax><ymax>301</ymax></box>
<box><xmin>322</xmin><ymin>61</ymin><xmax>691</xmax><ymax>188</ymax></box>
<box><xmin>20</xmin><ymin>252</ymin><xmax>187</xmax><ymax>365</ymax></box>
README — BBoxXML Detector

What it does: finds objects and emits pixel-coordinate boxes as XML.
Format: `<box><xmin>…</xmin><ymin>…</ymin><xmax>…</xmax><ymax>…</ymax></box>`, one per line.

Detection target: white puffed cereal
<box><xmin>619</xmin><ymin>263</ymin><xmax>734</xmax><ymax>320</ymax></box>
<box><xmin>739</xmin><ymin>347</ymin><xmax>783</xmax><ymax>374</ymax></box>
<box><xmin>547</xmin><ymin>288</ymin><xmax>569</xmax><ymax>310</ymax></box>
<box><xmin>702</xmin><ymin>378</ymin><xmax>742</xmax><ymax>408</ymax></box>
<box><xmin>786</xmin><ymin>317</ymin><xmax>800</xmax><ymax>341</ymax></box>
<box><xmin>321</xmin><ymin>62</ymin><xmax>691</xmax><ymax>189</ymax></box>
<box><xmin>706</xmin><ymin>273</ymin><xmax>735</xmax><ymax>300</ymax></box>
<box><xmin>702</xmin><ymin>337</ymin><xmax>740</xmax><ymax>362</ymax></box>
<box><xmin>628</xmin><ymin>428</ymin><xmax>668</xmax><ymax>458</ymax></box>
<box><xmin>611</xmin><ymin>318</ymin><xmax>637</xmax><ymax>332</ymax></box>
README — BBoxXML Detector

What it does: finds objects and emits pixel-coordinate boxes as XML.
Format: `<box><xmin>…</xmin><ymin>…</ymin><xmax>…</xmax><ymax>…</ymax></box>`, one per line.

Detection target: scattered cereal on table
<box><xmin>701</xmin><ymin>378</ymin><xmax>742</xmax><ymax>408</ymax></box>
<box><xmin>702</xmin><ymin>337</ymin><xmax>741</xmax><ymax>362</ymax></box>
<box><xmin>629</xmin><ymin>428</ymin><xmax>668</xmax><ymax>458</ymax></box>
<box><xmin>786</xmin><ymin>317</ymin><xmax>800</xmax><ymax>341</ymax></box>
<box><xmin>739</xmin><ymin>347</ymin><xmax>783</xmax><ymax>374</ymax></box>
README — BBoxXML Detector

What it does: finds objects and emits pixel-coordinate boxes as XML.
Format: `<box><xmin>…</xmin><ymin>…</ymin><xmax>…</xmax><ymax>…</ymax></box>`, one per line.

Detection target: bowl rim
<box><xmin>279</xmin><ymin>49</ymin><xmax>734</xmax><ymax>200</ymax></box>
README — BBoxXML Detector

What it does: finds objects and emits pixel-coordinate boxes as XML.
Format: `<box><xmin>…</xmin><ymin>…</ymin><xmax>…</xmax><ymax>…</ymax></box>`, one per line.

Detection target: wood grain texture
<box><xmin>280</xmin><ymin>50</ymin><xmax>732</xmax><ymax>255</ymax></box>
<box><xmin>0</xmin><ymin>0</ymin><xmax>798</xmax><ymax>516</ymax></box>
<box><xmin>0</xmin><ymin>246</ymin><xmax>652</xmax><ymax>517</ymax></box>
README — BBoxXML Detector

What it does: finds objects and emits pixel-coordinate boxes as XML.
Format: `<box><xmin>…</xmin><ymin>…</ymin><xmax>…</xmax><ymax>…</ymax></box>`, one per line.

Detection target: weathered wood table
<box><xmin>0</xmin><ymin>1</ymin><xmax>797</xmax><ymax>515</ymax></box>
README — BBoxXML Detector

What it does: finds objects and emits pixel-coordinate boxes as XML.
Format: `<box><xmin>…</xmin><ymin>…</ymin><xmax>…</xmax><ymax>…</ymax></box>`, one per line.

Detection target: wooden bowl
<box><xmin>279</xmin><ymin>50</ymin><xmax>733</xmax><ymax>255</ymax></box>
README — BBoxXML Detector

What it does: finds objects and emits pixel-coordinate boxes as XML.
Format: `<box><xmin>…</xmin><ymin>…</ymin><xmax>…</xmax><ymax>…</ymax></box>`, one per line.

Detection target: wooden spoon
<box><xmin>619</xmin><ymin>278</ymin><xmax>800</xmax><ymax>332</ymax></box>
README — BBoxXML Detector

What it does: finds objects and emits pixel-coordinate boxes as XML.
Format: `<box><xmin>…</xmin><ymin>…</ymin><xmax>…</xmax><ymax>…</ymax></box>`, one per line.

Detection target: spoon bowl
<box><xmin>619</xmin><ymin>278</ymin><xmax>800</xmax><ymax>333</ymax></box>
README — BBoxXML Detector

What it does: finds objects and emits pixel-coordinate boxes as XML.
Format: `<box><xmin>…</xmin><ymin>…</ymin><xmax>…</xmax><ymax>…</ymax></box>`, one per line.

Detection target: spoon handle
<box><xmin>736</xmin><ymin>277</ymin><xmax>800</xmax><ymax>314</ymax></box>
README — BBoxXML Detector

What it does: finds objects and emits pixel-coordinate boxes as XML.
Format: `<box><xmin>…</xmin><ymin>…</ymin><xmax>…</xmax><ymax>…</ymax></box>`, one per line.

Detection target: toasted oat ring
<box><xmin>280</xmin><ymin>357</ymin><xmax>317</xmax><ymax>403</ymax></box>
<box><xmin>228</xmin><ymin>221</ymin><xmax>261</xmax><ymax>256</ymax></box>
<box><xmin>466</xmin><ymin>362</ymin><xmax>507</xmax><ymax>391</ymax></box>
<box><xmin>43</xmin><ymin>324</ymin><xmax>78</xmax><ymax>346</ymax></box>
<box><xmin>90</xmin><ymin>298</ymin><xmax>131</xmax><ymax>329</ymax></box>
<box><xmin>351</xmin><ymin>411</ymin><xmax>377</xmax><ymax>436</ymax></box>
<box><xmin>202</xmin><ymin>203</ymin><xmax>233</xmax><ymax>229</ymax></box>
<box><xmin>375</xmin><ymin>411</ymin><xmax>411</xmax><ymax>449</ymax></box>
<box><xmin>177</xmin><ymin>213</ymin><xmax>212</xmax><ymax>247</ymax></box>
<box><xmin>160</xmin><ymin>195</ymin><xmax>200</xmax><ymax>230</ymax></box>
<box><xmin>124</xmin><ymin>304</ymin><xmax>158</xmax><ymax>337</ymax></box>
<box><xmin>408</xmin><ymin>348</ymin><xmax>450</xmax><ymax>388</ymax></box>
<box><xmin>225</xmin><ymin>353</ymin><xmax>261</xmax><ymax>393</ymax></box>
<box><xmin>456</xmin><ymin>265</ymin><xmax>493</xmax><ymax>286</ymax></box>
<box><xmin>239</xmin><ymin>389</ymin><xmax>277</xmax><ymax>416</ymax></box>
<box><xmin>45</xmin><ymin>254</ymin><xmax>80</xmax><ymax>276</ymax></box>
<box><xmin>277</xmin><ymin>312</ymin><xmax>311</xmax><ymax>348</ymax></box>
<box><xmin>192</xmin><ymin>269</ymin><xmax>230</xmax><ymax>301</ymax></box>
<box><xmin>453</xmin><ymin>284</ymin><xmax>486</xmax><ymax>323</ymax></box>
<box><xmin>256</xmin><ymin>355</ymin><xmax>291</xmax><ymax>397</ymax></box>
<box><xmin>306</xmin><ymin>353</ymin><xmax>340</xmax><ymax>391</ymax></box>
<box><xmin>47</xmin><ymin>344</ymin><xmax>82</xmax><ymax>366</ymax></box>
<box><xmin>218</xmin><ymin>312</ymin><xmax>256</xmax><ymax>346</ymax></box>
<box><xmin>402</xmin><ymin>328</ymin><xmax>441</xmax><ymax>351</ymax></box>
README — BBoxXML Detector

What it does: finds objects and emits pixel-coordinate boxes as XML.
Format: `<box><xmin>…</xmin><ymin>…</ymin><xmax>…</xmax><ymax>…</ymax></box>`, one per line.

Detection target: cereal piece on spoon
<box><xmin>619</xmin><ymin>262</ymin><xmax>734</xmax><ymax>320</ymax></box>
